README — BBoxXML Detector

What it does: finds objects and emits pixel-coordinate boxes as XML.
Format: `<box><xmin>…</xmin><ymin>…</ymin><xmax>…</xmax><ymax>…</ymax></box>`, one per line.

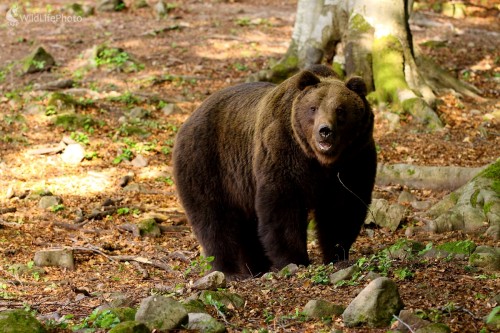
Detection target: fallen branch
<box><xmin>393</xmin><ymin>314</ymin><xmax>416</xmax><ymax>333</ymax></box>
<box><xmin>0</xmin><ymin>207</ymin><xmax>16</xmax><ymax>214</ymax></box>
<box><xmin>71</xmin><ymin>246</ymin><xmax>177</xmax><ymax>274</ymax></box>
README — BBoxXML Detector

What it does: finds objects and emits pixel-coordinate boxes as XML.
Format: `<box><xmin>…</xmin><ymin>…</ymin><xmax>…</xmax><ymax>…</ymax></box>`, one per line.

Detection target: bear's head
<box><xmin>291</xmin><ymin>70</ymin><xmax>374</xmax><ymax>166</ymax></box>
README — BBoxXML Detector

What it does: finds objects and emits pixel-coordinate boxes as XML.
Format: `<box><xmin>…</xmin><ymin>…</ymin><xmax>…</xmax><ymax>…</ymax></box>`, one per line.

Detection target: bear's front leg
<box><xmin>255</xmin><ymin>183</ymin><xmax>309</xmax><ymax>270</ymax></box>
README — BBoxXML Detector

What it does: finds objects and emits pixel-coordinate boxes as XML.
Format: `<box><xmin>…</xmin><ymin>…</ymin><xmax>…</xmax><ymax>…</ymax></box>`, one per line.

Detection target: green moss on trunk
<box><xmin>372</xmin><ymin>36</ymin><xmax>409</xmax><ymax>104</ymax></box>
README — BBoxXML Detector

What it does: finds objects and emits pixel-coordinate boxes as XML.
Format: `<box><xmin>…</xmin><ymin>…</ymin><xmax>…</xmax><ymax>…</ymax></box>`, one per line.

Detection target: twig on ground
<box><xmin>393</xmin><ymin>314</ymin><xmax>416</xmax><ymax>333</ymax></box>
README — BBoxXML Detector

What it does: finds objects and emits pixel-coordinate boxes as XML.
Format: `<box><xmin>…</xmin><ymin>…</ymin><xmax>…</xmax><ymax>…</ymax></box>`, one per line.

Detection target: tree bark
<box><xmin>249</xmin><ymin>0</ymin><xmax>481</xmax><ymax>130</ymax></box>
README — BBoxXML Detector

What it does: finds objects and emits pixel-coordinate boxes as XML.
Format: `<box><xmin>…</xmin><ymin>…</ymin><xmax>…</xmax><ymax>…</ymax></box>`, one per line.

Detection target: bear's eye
<box><xmin>309</xmin><ymin>106</ymin><xmax>317</xmax><ymax>114</ymax></box>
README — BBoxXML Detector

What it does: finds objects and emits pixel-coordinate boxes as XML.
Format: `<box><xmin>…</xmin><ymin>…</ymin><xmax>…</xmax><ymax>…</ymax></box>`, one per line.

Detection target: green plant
<box><xmin>394</xmin><ymin>267</ymin><xmax>414</xmax><ymax>280</ymax></box>
<box><xmin>184</xmin><ymin>256</ymin><xmax>214</xmax><ymax>276</ymax></box>
<box><xmin>50</xmin><ymin>204</ymin><xmax>65</xmax><ymax>212</ymax></box>
<box><xmin>486</xmin><ymin>306</ymin><xmax>500</xmax><ymax>325</ymax></box>
<box><xmin>309</xmin><ymin>264</ymin><xmax>334</xmax><ymax>285</ymax></box>
<box><xmin>157</xmin><ymin>176</ymin><xmax>174</xmax><ymax>186</ymax></box>
<box><xmin>70</xmin><ymin>131</ymin><xmax>89</xmax><ymax>145</ymax></box>
<box><xmin>113</xmin><ymin>148</ymin><xmax>134</xmax><ymax>164</ymax></box>
<box><xmin>234</xmin><ymin>63</ymin><xmax>248</xmax><ymax>71</ymax></box>
<box><xmin>235</xmin><ymin>17</ymin><xmax>251</xmax><ymax>26</ymax></box>
<box><xmin>109</xmin><ymin>91</ymin><xmax>140</xmax><ymax>106</ymax></box>
<box><xmin>73</xmin><ymin>308</ymin><xmax>121</xmax><ymax>331</ymax></box>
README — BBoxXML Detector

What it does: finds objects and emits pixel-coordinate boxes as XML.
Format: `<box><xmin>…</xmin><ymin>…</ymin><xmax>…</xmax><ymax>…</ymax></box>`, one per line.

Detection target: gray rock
<box><xmin>161</xmin><ymin>103</ymin><xmax>182</xmax><ymax>116</ymax></box>
<box><xmin>342</xmin><ymin>277</ymin><xmax>404</xmax><ymax>327</ymax></box>
<box><xmin>302</xmin><ymin>299</ymin><xmax>344</xmax><ymax>318</ymax></box>
<box><xmin>34</xmin><ymin>248</ymin><xmax>75</xmax><ymax>270</ymax></box>
<box><xmin>38</xmin><ymin>195</ymin><xmax>63</xmax><ymax>209</ymax></box>
<box><xmin>329</xmin><ymin>264</ymin><xmax>360</xmax><ymax>285</ymax></box>
<box><xmin>183</xmin><ymin>299</ymin><xmax>207</xmax><ymax>314</ymax></box>
<box><xmin>0</xmin><ymin>309</ymin><xmax>47</xmax><ymax>333</ymax></box>
<box><xmin>365</xmin><ymin>199</ymin><xmax>407</xmax><ymax>231</ymax></box>
<box><xmin>61</xmin><ymin>143</ymin><xmax>85</xmax><ymax>165</ymax></box>
<box><xmin>107</xmin><ymin>292</ymin><xmax>135</xmax><ymax>308</ymax></box>
<box><xmin>395</xmin><ymin>309</ymin><xmax>430</xmax><ymax>332</ymax></box>
<box><xmin>386</xmin><ymin>240</ymin><xmax>426</xmax><ymax>260</ymax></box>
<box><xmin>192</xmin><ymin>271</ymin><xmax>226</xmax><ymax>290</ymax></box>
<box><xmin>135</xmin><ymin>295</ymin><xmax>188</xmax><ymax>330</ymax></box>
<box><xmin>469</xmin><ymin>245</ymin><xmax>500</xmax><ymax>271</ymax></box>
<box><xmin>398</xmin><ymin>191</ymin><xmax>416</xmax><ymax>204</ymax></box>
<box><xmin>128</xmin><ymin>107</ymin><xmax>149</xmax><ymax>120</ymax></box>
<box><xmin>97</xmin><ymin>0</ymin><xmax>125</xmax><ymax>12</ymax></box>
<box><xmin>47</xmin><ymin>92</ymin><xmax>76</xmax><ymax>113</ymax></box>
<box><xmin>132</xmin><ymin>0</ymin><xmax>149</xmax><ymax>9</ymax></box>
<box><xmin>131</xmin><ymin>154</ymin><xmax>148</xmax><ymax>168</ymax></box>
<box><xmin>485</xmin><ymin>224</ymin><xmax>500</xmax><ymax>240</ymax></box>
<box><xmin>279</xmin><ymin>263</ymin><xmax>299</xmax><ymax>277</ymax></box>
<box><xmin>415</xmin><ymin>323</ymin><xmax>451</xmax><ymax>333</ymax></box>
<box><xmin>108</xmin><ymin>321</ymin><xmax>149</xmax><ymax>333</ymax></box>
<box><xmin>154</xmin><ymin>0</ymin><xmax>168</xmax><ymax>18</ymax></box>
<box><xmin>186</xmin><ymin>313</ymin><xmax>226</xmax><ymax>333</ymax></box>
<box><xmin>22</xmin><ymin>46</ymin><xmax>55</xmax><ymax>74</ymax></box>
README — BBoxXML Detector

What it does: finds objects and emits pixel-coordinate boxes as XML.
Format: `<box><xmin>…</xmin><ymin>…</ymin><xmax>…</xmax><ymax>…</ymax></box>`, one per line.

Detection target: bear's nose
<box><xmin>318</xmin><ymin>125</ymin><xmax>333</xmax><ymax>139</ymax></box>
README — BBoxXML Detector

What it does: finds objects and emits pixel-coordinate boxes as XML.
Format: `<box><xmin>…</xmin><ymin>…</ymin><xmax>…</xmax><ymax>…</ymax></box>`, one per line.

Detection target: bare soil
<box><xmin>0</xmin><ymin>0</ymin><xmax>499</xmax><ymax>332</ymax></box>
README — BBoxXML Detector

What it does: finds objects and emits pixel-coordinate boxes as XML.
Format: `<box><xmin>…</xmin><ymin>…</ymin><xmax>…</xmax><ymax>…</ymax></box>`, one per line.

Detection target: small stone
<box><xmin>154</xmin><ymin>0</ymin><xmax>168</xmax><ymax>18</ymax></box>
<box><xmin>137</xmin><ymin>218</ymin><xmax>161</xmax><ymax>238</ymax></box>
<box><xmin>38</xmin><ymin>195</ymin><xmax>63</xmax><ymax>209</ymax></box>
<box><xmin>186</xmin><ymin>313</ymin><xmax>226</xmax><ymax>333</ymax></box>
<box><xmin>398</xmin><ymin>191</ymin><xmax>416</xmax><ymax>204</ymax></box>
<box><xmin>97</xmin><ymin>0</ymin><xmax>126</xmax><ymax>12</ymax></box>
<box><xmin>342</xmin><ymin>277</ymin><xmax>404</xmax><ymax>327</ymax></box>
<box><xmin>162</xmin><ymin>103</ymin><xmax>182</xmax><ymax>116</ymax></box>
<box><xmin>302</xmin><ymin>299</ymin><xmax>344</xmax><ymax>318</ymax></box>
<box><xmin>395</xmin><ymin>309</ymin><xmax>430</xmax><ymax>332</ymax></box>
<box><xmin>34</xmin><ymin>248</ymin><xmax>75</xmax><ymax>270</ymax></box>
<box><xmin>132</xmin><ymin>0</ymin><xmax>149</xmax><ymax>9</ymax></box>
<box><xmin>415</xmin><ymin>323</ymin><xmax>451</xmax><ymax>333</ymax></box>
<box><xmin>131</xmin><ymin>154</ymin><xmax>148</xmax><ymax>168</ymax></box>
<box><xmin>279</xmin><ymin>263</ymin><xmax>299</xmax><ymax>277</ymax></box>
<box><xmin>469</xmin><ymin>246</ymin><xmax>500</xmax><ymax>272</ymax></box>
<box><xmin>108</xmin><ymin>321</ymin><xmax>150</xmax><ymax>333</ymax></box>
<box><xmin>192</xmin><ymin>271</ymin><xmax>227</xmax><ymax>290</ymax></box>
<box><xmin>128</xmin><ymin>107</ymin><xmax>149</xmax><ymax>119</ymax></box>
<box><xmin>135</xmin><ymin>295</ymin><xmax>188</xmax><ymax>330</ymax></box>
<box><xmin>329</xmin><ymin>264</ymin><xmax>360</xmax><ymax>285</ymax></box>
<box><xmin>365</xmin><ymin>199</ymin><xmax>407</xmax><ymax>231</ymax></box>
<box><xmin>22</xmin><ymin>46</ymin><xmax>55</xmax><ymax>74</ymax></box>
<box><xmin>61</xmin><ymin>143</ymin><xmax>85</xmax><ymax>165</ymax></box>
<box><xmin>183</xmin><ymin>299</ymin><xmax>207</xmax><ymax>314</ymax></box>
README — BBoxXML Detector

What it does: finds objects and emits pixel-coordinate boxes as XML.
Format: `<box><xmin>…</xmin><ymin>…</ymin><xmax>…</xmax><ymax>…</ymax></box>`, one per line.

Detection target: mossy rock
<box><xmin>183</xmin><ymin>299</ymin><xmax>208</xmax><ymax>314</ymax></box>
<box><xmin>47</xmin><ymin>92</ymin><xmax>77</xmax><ymax>113</ymax></box>
<box><xmin>138</xmin><ymin>218</ymin><xmax>161</xmax><ymax>238</ymax></box>
<box><xmin>22</xmin><ymin>46</ymin><xmax>55</xmax><ymax>74</ymax></box>
<box><xmin>0</xmin><ymin>309</ymin><xmax>47</xmax><ymax>333</ymax></box>
<box><xmin>101</xmin><ymin>307</ymin><xmax>137</xmax><ymax>322</ymax></box>
<box><xmin>415</xmin><ymin>322</ymin><xmax>451</xmax><ymax>333</ymax></box>
<box><xmin>108</xmin><ymin>321</ymin><xmax>150</xmax><ymax>333</ymax></box>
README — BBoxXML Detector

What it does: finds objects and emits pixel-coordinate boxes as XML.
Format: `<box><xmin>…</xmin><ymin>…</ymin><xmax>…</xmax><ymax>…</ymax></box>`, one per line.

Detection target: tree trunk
<box><xmin>249</xmin><ymin>0</ymin><xmax>481</xmax><ymax>130</ymax></box>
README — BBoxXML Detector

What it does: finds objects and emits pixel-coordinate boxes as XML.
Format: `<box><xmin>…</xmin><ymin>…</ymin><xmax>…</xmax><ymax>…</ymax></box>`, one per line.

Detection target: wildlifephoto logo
<box><xmin>5</xmin><ymin>3</ymin><xmax>83</xmax><ymax>28</ymax></box>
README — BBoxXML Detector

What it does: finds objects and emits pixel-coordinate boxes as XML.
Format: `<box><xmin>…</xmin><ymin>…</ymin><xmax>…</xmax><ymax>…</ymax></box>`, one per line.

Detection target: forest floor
<box><xmin>0</xmin><ymin>0</ymin><xmax>499</xmax><ymax>332</ymax></box>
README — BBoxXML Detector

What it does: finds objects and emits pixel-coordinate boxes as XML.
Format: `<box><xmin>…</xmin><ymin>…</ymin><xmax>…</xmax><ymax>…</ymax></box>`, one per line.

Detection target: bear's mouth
<box><xmin>317</xmin><ymin>141</ymin><xmax>333</xmax><ymax>152</ymax></box>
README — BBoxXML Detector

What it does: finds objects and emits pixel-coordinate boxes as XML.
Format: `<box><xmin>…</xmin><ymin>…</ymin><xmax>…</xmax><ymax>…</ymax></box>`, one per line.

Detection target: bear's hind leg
<box><xmin>188</xmin><ymin>209</ymin><xmax>244</xmax><ymax>277</ymax></box>
<box><xmin>238</xmin><ymin>221</ymin><xmax>271</xmax><ymax>277</ymax></box>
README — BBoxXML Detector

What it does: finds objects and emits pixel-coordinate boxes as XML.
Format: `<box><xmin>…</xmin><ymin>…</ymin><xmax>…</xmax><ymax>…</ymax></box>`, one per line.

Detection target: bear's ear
<box><xmin>296</xmin><ymin>71</ymin><xmax>321</xmax><ymax>91</ymax></box>
<box><xmin>346</xmin><ymin>77</ymin><xmax>367</xmax><ymax>97</ymax></box>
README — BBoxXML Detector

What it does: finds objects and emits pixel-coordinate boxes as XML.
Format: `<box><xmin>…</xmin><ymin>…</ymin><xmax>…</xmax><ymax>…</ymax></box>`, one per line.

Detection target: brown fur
<box><xmin>173</xmin><ymin>65</ymin><xmax>376</xmax><ymax>278</ymax></box>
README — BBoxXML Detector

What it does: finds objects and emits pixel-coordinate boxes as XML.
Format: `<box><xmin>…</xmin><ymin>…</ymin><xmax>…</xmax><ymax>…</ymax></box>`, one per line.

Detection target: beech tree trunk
<box><xmin>250</xmin><ymin>0</ymin><xmax>482</xmax><ymax>130</ymax></box>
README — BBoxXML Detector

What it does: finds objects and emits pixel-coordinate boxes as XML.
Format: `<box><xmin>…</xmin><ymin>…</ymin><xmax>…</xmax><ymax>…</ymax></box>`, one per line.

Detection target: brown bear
<box><xmin>173</xmin><ymin>65</ymin><xmax>376</xmax><ymax>279</ymax></box>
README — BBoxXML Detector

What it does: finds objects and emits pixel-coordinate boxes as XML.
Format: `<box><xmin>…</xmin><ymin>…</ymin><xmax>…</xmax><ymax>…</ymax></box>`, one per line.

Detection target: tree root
<box><xmin>376</xmin><ymin>163</ymin><xmax>486</xmax><ymax>190</ymax></box>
